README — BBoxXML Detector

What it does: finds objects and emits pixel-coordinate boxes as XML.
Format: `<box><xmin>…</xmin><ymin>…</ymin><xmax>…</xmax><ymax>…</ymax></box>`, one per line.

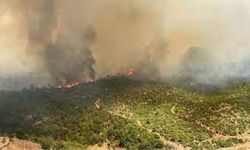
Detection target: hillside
<box><xmin>0</xmin><ymin>76</ymin><xmax>249</xmax><ymax>149</ymax></box>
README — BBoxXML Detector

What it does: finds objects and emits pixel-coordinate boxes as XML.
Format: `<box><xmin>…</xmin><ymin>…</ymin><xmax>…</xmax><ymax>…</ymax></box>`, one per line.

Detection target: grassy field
<box><xmin>0</xmin><ymin>76</ymin><xmax>249</xmax><ymax>149</ymax></box>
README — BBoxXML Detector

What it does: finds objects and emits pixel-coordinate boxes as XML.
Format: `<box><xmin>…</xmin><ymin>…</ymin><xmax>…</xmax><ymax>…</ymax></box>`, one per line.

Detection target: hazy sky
<box><xmin>0</xmin><ymin>0</ymin><xmax>250</xmax><ymax>88</ymax></box>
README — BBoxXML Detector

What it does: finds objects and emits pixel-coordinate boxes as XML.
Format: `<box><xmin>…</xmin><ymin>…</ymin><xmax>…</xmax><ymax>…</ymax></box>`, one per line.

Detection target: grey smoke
<box><xmin>1</xmin><ymin>0</ymin><xmax>250</xmax><ymax>90</ymax></box>
<box><xmin>18</xmin><ymin>0</ymin><xmax>97</xmax><ymax>85</ymax></box>
<box><xmin>43</xmin><ymin>27</ymin><xmax>96</xmax><ymax>84</ymax></box>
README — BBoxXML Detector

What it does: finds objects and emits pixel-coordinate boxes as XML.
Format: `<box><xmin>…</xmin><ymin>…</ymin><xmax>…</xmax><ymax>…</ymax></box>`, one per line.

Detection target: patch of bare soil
<box><xmin>0</xmin><ymin>137</ymin><xmax>41</xmax><ymax>150</ymax></box>
<box><xmin>87</xmin><ymin>142</ymin><xmax>109</xmax><ymax>150</ymax></box>
<box><xmin>231</xmin><ymin>142</ymin><xmax>250</xmax><ymax>150</ymax></box>
<box><xmin>86</xmin><ymin>142</ymin><xmax>125</xmax><ymax>150</ymax></box>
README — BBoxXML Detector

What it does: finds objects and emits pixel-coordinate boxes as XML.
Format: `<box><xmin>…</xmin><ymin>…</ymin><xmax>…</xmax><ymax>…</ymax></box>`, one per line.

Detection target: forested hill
<box><xmin>0</xmin><ymin>76</ymin><xmax>249</xmax><ymax>149</ymax></box>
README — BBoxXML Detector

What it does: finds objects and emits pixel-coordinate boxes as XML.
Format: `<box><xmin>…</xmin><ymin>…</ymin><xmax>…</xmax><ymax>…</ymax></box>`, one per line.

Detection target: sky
<box><xmin>0</xmin><ymin>0</ymin><xmax>250</xmax><ymax>89</ymax></box>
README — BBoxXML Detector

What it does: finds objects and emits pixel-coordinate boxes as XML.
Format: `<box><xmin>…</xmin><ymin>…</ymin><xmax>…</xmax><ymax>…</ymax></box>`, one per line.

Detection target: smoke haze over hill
<box><xmin>0</xmin><ymin>0</ymin><xmax>250</xmax><ymax>90</ymax></box>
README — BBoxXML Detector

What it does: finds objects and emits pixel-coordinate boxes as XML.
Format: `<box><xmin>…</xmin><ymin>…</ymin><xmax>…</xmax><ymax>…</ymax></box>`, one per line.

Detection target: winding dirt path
<box><xmin>106</xmin><ymin>110</ymin><xmax>189</xmax><ymax>150</ymax></box>
<box><xmin>216</xmin><ymin>131</ymin><xmax>250</xmax><ymax>150</ymax></box>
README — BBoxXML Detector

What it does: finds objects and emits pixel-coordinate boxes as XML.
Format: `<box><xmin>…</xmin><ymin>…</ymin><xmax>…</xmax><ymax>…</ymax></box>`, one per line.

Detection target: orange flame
<box><xmin>120</xmin><ymin>67</ymin><xmax>135</xmax><ymax>76</ymax></box>
<box><xmin>126</xmin><ymin>68</ymin><xmax>135</xmax><ymax>76</ymax></box>
<box><xmin>56</xmin><ymin>78</ymin><xmax>96</xmax><ymax>89</ymax></box>
<box><xmin>55</xmin><ymin>68</ymin><xmax>136</xmax><ymax>89</ymax></box>
<box><xmin>56</xmin><ymin>81</ymin><xmax>80</xmax><ymax>89</ymax></box>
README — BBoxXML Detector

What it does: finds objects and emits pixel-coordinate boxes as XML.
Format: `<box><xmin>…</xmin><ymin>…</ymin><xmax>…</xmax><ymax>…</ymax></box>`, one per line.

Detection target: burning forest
<box><xmin>1</xmin><ymin>0</ymin><xmax>250</xmax><ymax>90</ymax></box>
<box><xmin>0</xmin><ymin>0</ymin><xmax>250</xmax><ymax>150</ymax></box>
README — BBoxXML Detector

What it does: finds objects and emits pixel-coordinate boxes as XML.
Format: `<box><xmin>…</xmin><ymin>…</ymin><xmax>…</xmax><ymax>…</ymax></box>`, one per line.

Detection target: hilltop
<box><xmin>0</xmin><ymin>76</ymin><xmax>249</xmax><ymax>149</ymax></box>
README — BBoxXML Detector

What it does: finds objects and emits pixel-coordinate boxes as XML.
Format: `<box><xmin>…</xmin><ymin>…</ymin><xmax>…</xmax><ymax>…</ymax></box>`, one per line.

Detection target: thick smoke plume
<box><xmin>19</xmin><ymin>0</ymin><xmax>97</xmax><ymax>84</ymax></box>
<box><xmin>1</xmin><ymin>0</ymin><xmax>250</xmax><ymax>90</ymax></box>
<box><xmin>0</xmin><ymin>0</ymin><xmax>168</xmax><ymax>89</ymax></box>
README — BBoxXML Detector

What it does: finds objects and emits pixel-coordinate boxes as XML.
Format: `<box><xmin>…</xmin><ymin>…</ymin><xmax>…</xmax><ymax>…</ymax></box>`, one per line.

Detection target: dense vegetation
<box><xmin>0</xmin><ymin>76</ymin><xmax>249</xmax><ymax>149</ymax></box>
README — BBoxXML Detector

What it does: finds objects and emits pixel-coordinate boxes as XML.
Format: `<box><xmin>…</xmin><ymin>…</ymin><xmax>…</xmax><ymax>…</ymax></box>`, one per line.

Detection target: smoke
<box><xmin>1</xmin><ymin>0</ymin><xmax>250</xmax><ymax>89</ymax></box>
<box><xmin>16</xmin><ymin>0</ymin><xmax>98</xmax><ymax>85</ymax></box>
<box><xmin>161</xmin><ymin>0</ymin><xmax>250</xmax><ymax>85</ymax></box>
